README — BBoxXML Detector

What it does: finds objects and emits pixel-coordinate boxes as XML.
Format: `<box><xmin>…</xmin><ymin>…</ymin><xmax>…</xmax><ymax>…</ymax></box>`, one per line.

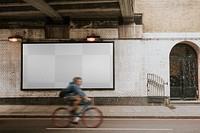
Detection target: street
<box><xmin>0</xmin><ymin>118</ymin><xmax>200</xmax><ymax>133</ymax></box>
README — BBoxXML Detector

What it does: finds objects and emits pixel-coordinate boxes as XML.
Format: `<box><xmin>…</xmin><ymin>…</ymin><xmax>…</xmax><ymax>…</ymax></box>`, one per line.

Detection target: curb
<box><xmin>0</xmin><ymin>115</ymin><xmax>51</xmax><ymax>118</ymax></box>
<box><xmin>1</xmin><ymin>115</ymin><xmax>200</xmax><ymax>119</ymax></box>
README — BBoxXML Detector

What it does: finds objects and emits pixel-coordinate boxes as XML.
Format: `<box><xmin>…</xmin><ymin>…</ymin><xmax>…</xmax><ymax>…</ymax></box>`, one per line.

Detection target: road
<box><xmin>0</xmin><ymin>118</ymin><xmax>200</xmax><ymax>133</ymax></box>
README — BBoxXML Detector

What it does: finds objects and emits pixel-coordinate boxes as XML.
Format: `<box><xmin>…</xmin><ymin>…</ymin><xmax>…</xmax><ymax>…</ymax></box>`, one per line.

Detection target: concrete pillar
<box><xmin>118</xmin><ymin>23</ymin><xmax>143</xmax><ymax>39</ymax></box>
<box><xmin>45</xmin><ymin>25</ymin><xmax>69</xmax><ymax>39</ymax></box>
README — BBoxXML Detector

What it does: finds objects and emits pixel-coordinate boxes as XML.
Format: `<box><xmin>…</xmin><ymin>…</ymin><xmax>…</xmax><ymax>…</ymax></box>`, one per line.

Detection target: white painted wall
<box><xmin>0</xmin><ymin>29</ymin><xmax>200</xmax><ymax>98</ymax></box>
<box><xmin>86</xmin><ymin>33</ymin><xmax>200</xmax><ymax>97</ymax></box>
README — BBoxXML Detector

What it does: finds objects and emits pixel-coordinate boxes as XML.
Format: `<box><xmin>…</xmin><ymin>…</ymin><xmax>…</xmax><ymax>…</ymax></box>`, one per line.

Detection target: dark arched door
<box><xmin>170</xmin><ymin>44</ymin><xmax>198</xmax><ymax>100</ymax></box>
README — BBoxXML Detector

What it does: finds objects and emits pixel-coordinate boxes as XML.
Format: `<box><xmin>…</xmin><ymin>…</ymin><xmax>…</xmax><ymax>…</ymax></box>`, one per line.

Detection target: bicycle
<box><xmin>52</xmin><ymin>97</ymin><xmax>103</xmax><ymax>128</ymax></box>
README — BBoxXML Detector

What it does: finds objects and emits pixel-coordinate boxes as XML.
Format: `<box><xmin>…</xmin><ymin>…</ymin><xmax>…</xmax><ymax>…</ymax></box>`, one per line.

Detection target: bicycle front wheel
<box><xmin>82</xmin><ymin>107</ymin><xmax>103</xmax><ymax>128</ymax></box>
<box><xmin>52</xmin><ymin>107</ymin><xmax>72</xmax><ymax>128</ymax></box>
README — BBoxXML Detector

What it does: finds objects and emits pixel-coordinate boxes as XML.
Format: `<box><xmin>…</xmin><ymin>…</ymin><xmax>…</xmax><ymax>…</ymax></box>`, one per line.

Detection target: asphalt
<box><xmin>1</xmin><ymin>119</ymin><xmax>200</xmax><ymax>133</ymax></box>
<box><xmin>0</xmin><ymin>118</ymin><xmax>200</xmax><ymax>133</ymax></box>
<box><xmin>1</xmin><ymin>104</ymin><xmax>200</xmax><ymax>119</ymax></box>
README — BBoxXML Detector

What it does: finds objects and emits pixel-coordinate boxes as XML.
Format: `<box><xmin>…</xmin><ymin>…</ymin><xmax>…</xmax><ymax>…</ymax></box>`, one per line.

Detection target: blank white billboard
<box><xmin>22</xmin><ymin>42</ymin><xmax>114</xmax><ymax>90</ymax></box>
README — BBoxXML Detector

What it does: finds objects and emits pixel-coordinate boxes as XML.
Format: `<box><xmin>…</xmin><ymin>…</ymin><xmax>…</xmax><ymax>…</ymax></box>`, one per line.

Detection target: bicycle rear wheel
<box><xmin>52</xmin><ymin>107</ymin><xmax>72</xmax><ymax>128</ymax></box>
<box><xmin>82</xmin><ymin>107</ymin><xmax>103</xmax><ymax>128</ymax></box>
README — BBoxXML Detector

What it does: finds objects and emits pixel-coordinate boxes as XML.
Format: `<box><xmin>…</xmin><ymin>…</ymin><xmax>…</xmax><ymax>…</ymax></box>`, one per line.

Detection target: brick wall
<box><xmin>0</xmin><ymin>29</ymin><xmax>59</xmax><ymax>98</ymax></box>
<box><xmin>135</xmin><ymin>0</ymin><xmax>200</xmax><ymax>32</ymax></box>
<box><xmin>0</xmin><ymin>29</ymin><xmax>200</xmax><ymax>100</ymax></box>
<box><xmin>70</xmin><ymin>28</ymin><xmax>118</xmax><ymax>39</ymax></box>
<box><xmin>1</xmin><ymin>1</ymin><xmax>200</xmax><ymax>104</ymax></box>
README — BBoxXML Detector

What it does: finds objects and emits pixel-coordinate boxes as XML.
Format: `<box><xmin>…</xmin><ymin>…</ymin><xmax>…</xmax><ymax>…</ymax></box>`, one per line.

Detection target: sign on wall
<box><xmin>22</xmin><ymin>42</ymin><xmax>114</xmax><ymax>90</ymax></box>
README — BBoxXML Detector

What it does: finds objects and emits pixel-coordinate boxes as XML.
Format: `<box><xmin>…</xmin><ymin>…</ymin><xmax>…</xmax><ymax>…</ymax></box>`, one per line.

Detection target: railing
<box><xmin>147</xmin><ymin>73</ymin><xmax>166</xmax><ymax>103</ymax></box>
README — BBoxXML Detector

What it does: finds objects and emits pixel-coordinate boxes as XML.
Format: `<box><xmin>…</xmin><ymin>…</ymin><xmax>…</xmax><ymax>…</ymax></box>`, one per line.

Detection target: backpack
<box><xmin>59</xmin><ymin>89</ymin><xmax>70</xmax><ymax>98</ymax></box>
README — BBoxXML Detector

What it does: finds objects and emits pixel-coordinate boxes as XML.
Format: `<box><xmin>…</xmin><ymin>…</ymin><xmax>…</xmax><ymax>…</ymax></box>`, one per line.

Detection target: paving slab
<box><xmin>0</xmin><ymin>105</ymin><xmax>200</xmax><ymax>118</ymax></box>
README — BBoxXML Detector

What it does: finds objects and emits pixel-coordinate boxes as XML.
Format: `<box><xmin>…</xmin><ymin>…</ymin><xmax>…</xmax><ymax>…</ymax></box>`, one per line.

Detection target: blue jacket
<box><xmin>65</xmin><ymin>82</ymin><xmax>86</xmax><ymax>98</ymax></box>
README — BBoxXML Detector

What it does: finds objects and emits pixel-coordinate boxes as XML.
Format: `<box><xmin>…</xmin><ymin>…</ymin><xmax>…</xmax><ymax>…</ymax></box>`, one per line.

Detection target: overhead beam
<box><xmin>0</xmin><ymin>8</ymin><xmax>120</xmax><ymax>18</ymax></box>
<box><xmin>0</xmin><ymin>3</ymin><xmax>30</xmax><ymax>7</ymax></box>
<box><xmin>23</xmin><ymin>0</ymin><xmax>61</xmax><ymax>18</ymax></box>
<box><xmin>119</xmin><ymin>0</ymin><xmax>134</xmax><ymax>22</ymax></box>
<box><xmin>58</xmin><ymin>8</ymin><xmax>120</xmax><ymax>17</ymax></box>
<box><xmin>48</xmin><ymin>0</ymin><xmax>118</xmax><ymax>5</ymax></box>
<box><xmin>0</xmin><ymin>11</ymin><xmax>43</xmax><ymax>17</ymax></box>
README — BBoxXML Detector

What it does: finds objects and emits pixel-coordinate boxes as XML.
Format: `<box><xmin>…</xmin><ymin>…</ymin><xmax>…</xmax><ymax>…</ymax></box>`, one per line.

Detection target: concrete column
<box><xmin>118</xmin><ymin>23</ymin><xmax>143</xmax><ymax>39</ymax></box>
<box><xmin>45</xmin><ymin>25</ymin><xmax>69</xmax><ymax>39</ymax></box>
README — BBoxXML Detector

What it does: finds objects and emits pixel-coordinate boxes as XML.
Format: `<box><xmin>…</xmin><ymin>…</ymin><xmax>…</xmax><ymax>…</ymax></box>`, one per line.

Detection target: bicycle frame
<box><xmin>66</xmin><ymin>100</ymin><xmax>90</xmax><ymax>116</ymax></box>
<box><xmin>75</xmin><ymin>101</ymin><xmax>90</xmax><ymax>116</ymax></box>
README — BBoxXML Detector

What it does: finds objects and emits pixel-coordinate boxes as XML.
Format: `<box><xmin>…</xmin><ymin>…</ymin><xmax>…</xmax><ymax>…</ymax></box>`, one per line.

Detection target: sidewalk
<box><xmin>0</xmin><ymin>105</ymin><xmax>200</xmax><ymax>119</ymax></box>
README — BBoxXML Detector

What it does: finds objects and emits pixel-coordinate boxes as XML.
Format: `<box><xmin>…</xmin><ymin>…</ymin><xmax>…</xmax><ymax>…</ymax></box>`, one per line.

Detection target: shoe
<box><xmin>72</xmin><ymin>117</ymin><xmax>80</xmax><ymax>124</ymax></box>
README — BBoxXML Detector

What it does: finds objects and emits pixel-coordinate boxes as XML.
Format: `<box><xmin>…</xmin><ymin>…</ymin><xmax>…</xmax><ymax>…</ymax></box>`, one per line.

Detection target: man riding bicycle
<box><xmin>60</xmin><ymin>77</ymin><xmax>91</xmax><ymax>123</ymax></box>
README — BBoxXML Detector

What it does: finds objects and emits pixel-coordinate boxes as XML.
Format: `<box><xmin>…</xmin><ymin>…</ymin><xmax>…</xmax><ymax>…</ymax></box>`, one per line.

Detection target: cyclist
<box><xmin>61</xmin><ymin>77</ymin><xmax>91</xmax><ymax>123</ymax></box>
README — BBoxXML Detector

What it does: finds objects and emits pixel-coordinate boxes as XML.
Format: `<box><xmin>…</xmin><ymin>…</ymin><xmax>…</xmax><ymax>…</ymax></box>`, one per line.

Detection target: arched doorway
<box><xmin>170</xmin><ymin>43</ymin><xmax>198</xmax><ymax>100</ymax></box>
